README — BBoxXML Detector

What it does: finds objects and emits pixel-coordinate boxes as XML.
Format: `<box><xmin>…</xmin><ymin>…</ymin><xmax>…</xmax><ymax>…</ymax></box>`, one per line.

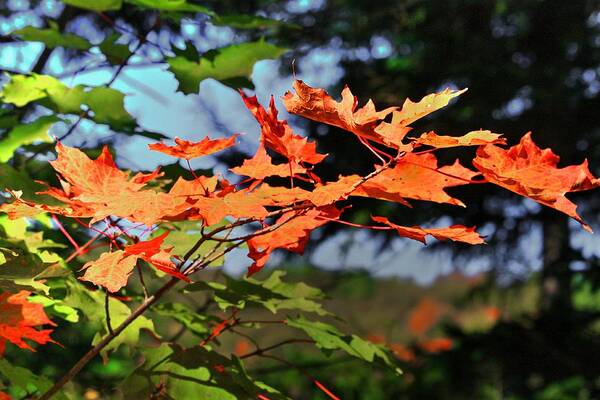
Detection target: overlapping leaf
<box><xmin>241</xmin><ymin>92</ymin><xmax>327</xmax><ymax>164</ymax></box>
<box><xmin>0</xmin><ymin>291</ymin><xmax>56</xmax><ymax>355</ymax></box>
<box><xmin>0</xmin><ymin>74</ymin><xmax>134</xmax><ymax>129</ymax></box>
<box><xmin>287</xmin><ymin>315</ymin><xmax>402</xmax><ymax>375</ymax></box>
<box><xmin>186</xmin><ymin>271</ymin><xmax>329</xmax><ymax>316</ymax></box>
<box><xmin>473</xmin><ymin>132</ymin><xmax>600</xmax><ymax>231</ymax></box>
<box><xmin>283</xmin><ymin>79</ymin><xmax>466</xmax><ymax>150</ymax></box>
<box><xmin>167</xmin><ymin>41</ymin><xmax>287</xmax><ymax>94</ymax></box>
<box><xmin>120</xmin><ymin>343</ymin><xmax>288</xmax><ymax>399</ymax></box>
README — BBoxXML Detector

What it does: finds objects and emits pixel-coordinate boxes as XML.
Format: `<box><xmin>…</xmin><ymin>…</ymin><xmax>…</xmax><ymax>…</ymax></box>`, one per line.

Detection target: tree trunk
<box><xmin>540</xmin><ymin>210</ymin><xmax>572</xmax><ymax>313</ymax></box>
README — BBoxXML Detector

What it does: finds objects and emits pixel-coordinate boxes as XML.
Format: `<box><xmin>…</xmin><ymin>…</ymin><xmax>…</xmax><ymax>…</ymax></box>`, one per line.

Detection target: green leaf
<box><xmin>29</xmin><ymin>294</ymin><xmax>80</xmax><ymax>323</ymax></box>
<box><xmin>159</xmin><ymin>220</ymin><xmax>228</xmax><ymax>267</ymax></box>
<box><xmin>125</xmin><ymin>0</ymin><xmax>213</xmax><ymax>14</ymax></box>
<box><xmin>63</xmin><ymin>278</ymin><xmax>156</xmax><ymax>362</ymax></box>
<box><xmin>0</xmin><ymin>237</ymin><xmax>52</xmax><ymax>293</ymax></box>
<box><xmin>185</xmin><ymin>271</ymin><xmax>330</xmax><ymax>316</ymax></box>
<box><xmin>0</xmin><ymin>74</ymin><xmax>135</xmax><ymax>129</ymax></box>
<box><xmin>166</xmin><ymin>41</ymin><xmax>288</xmax><ymax>94</ymax></box>
<box><xmin>286</xmin><ymin>315</ymin><xmax>402</xmax><ymax>375</ymax></box>
<box><xmin>63</xmin><ymin>0</ymin><xmax>122</xmax><ymax>11</ymax></box>
<box><xmin>212</xmin><ymin>15</ymin><xmax>298</xmax><ymax>30</ymax></box>
<box><xmin>99</xmin><ymin>33</ymin><xmax>132</xmax><ymax>65</ymax></box>
<box><xmin>152</xmin><ymin>302</ymin><xmax>216</xmax><ymax>336</ymax></box>
<box><xmin>12</xmin><ymin>26</ymin><xmax>92</xmax><ymax>50</ymax></box>
<box><xmin>121</xmin><ymin>343</ymin><xmax>289</xmax><ymax>399</ymax></box>
<box><xmin>0</xmin><ymin>115</ymin><xmax>60</xmax><ymax>162</ymax></box>
<box><xmin>0</xmin><ymin>359</ymin><xmax>68</xmax><ymax>400</ymax></box>
<box><xmin>0</xmin><ymin>163</ymin><xmax>62</xmax><ymax>205</ymax></box>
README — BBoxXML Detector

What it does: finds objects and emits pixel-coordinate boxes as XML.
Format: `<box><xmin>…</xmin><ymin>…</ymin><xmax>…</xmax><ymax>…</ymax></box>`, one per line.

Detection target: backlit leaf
<box><xmin>167</xmin><ymin>41</ymin><xmax>288</xmax><ymax>94</ymax></box>
<box><xmin>0</xmin><ymin>115</ymin><xmax>60</xmax><ymax>163</ymax></box>
<box><xmin>473</xmin><ymin>132</ymin><xmax>600</xmax><ymax>231</ymax></box>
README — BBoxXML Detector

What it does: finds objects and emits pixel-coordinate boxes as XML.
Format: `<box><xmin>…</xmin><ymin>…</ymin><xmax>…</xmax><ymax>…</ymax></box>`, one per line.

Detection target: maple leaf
<box><xmin>169</xmin><ymin>175</ymin><xmax>219</xmax><ymax>197</ymax></box>
<box><xmin>2</xmin><ymin>143</ymin><xmax>191</xmax><ymax>226</ymax></box>
<box><xmin>372</xmin><ymin>216</ymin><xmax>484</xmax><ymax>244</ymax></box>
<box><xmin>414</xmin><ymin>130</ymin><xmax>506</xmax><ymax>149</ymax></box>
<box><xmin>81</xmin><ymin>234</ymin><xmax>189</xmax><ymax>292</ymax></box>
<box><xmin>148</xmin><ymin>135</ymin><xmax>238</xmax><ymax>160</ymax></box>
<box><xmin>80</xmin><ymin>250</ymin><xmax>138</xmax><ymax>293</ymax></box>
<box><xmin>240</xmin><ymin>91</ymin><xmax>327</xmax><ymax>164</ymax></box>
<box><xmin>230</xmin><ymin>144</ymin><xmax>306</xmax><ymax>181</ymax></box>
<box><xmin>354</xmin><ymin>153</ymin><xmax>478</xmax><ymax>207</ymax></box>
<box><xmin>192</xmin><ymin>190</ymin><xmax>270</xmax><ymax>226</ymax></box>
<box><xmin>473</xmin><ymin>132</ymin><xmax>600</xmax><ymax>231</ymax></box>
<box><xmin>247</xmin><ymin>207</ymin><xmax>341</xmax><ymax>275</ymax></box>
<box><xmin>283</xmin><ymin>80</ymin><xmax>466</xmax><ymax>150</ymax></box>
<box><xmin>282</xmin><ymin>79</ymin><xmax>397</xmax><ymax>146</ymax></box>
<box><xmin>0</xmin><ymin>291</ymin><xmax>56</xmax><ymax>355</ymax></box>
<box><xmin>124</xmin><ymin>232</ymin><xmax>189</xmax><ymax>282</ymax></box>
<box><xmin>391</xmin><ymin>88</ymin><xmax>467</xmax><ymax>127</ymax></box>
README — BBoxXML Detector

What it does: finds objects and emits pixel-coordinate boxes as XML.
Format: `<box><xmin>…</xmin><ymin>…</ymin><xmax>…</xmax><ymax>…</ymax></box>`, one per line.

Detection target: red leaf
<box><xmin>0</xmin><ymin>291</ymin><xmax>57</xmax><ymax>354</ymax></box>
<box><xmin>148</xmin><ymin>135</ymin><xmax>238</xmax><ymax>160</ymax></box>
<box><xmin>473</xmin><ymin>132</ymin><xmax>600</xmax><ymax>231</ymax></box>
<box><xmin>372</xmin><ymin>216</ymin><xmax>485</xmax><ymax>245</ymax></box>
<box><xmin>240</xmin><ymin>92</ymin><xmax>327</xmax><ymax>164</ymax></box>
<box><xmin>247</xmin><ymin>207</ymin><xmax>341</xmax><ymax>275</ymax></box>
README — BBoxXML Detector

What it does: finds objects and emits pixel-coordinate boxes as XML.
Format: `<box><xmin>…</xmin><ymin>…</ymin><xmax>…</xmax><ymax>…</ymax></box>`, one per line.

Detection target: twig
<box><xmin>104</xmin><ymin>291</ymin><xmax>114</xmax><ymax>336</ymax></box>
<box><xmin>239</xmin><ymin>338</ymin><xmax>314</xmax><ymax>359</ymax></box>
<box><xmin>137</xmin><ymin>262</ymin><xmax>149</xmax><ymax>299</ymax></box>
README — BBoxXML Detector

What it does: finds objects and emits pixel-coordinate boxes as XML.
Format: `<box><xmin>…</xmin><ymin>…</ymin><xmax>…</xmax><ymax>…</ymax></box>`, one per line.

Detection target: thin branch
<box><xmin>104</xmin><ymin>290</ymin><xmax>114</xmax><ymax>336</ymax></box>
<box><xmin>137</xmin><ymin>262</ymin><xmax>149</xmax><ymax>299</ymax></box>
<box><xmin>239</xmin><ymin>338</ymin><xmax>315</xmax><ymax>359</ymax></box>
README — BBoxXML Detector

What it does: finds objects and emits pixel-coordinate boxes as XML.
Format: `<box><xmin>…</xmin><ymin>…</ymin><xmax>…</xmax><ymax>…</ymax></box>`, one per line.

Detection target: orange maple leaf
<box><xmin>247</xmin><ymin>207</ymin><xmax>341</xmax><ymax>275</ymax></box>
<box><xmin>473</xmin><ymin>132</ymin><xmax>600</xmax><ymax>231</ymax></box>
<box><xmin>2</xmin><ymin>143</ymin><xmax>191</xmax><ymax>226</ymax></box>
<box><xmin>148</xmin><ymin>135</ymin><xmax>238</xmax><ymax>160</ymax></box>
<box><xmin>241</xmin><ymin>91</ymin><xmax>327</xmax><ymax>165</ymax></box>
<box><xmin>0</xmin><ymin>291</ymin><xmax>57</xmax><ymax>355</ymax></box>
<box><xmin>282</xmin><ymin>79</ymin><xmax>396</xmax><ymax>145</ymax></box>
<box><xmin>354</xmin><ymin>153</ymin><xmax>478</xmax><ymax>207</ymax></box>
<box><xmin>81</xmin><ymin>233</ymin><xmax>188</xmax><ymax>292</ymax></box>
<box><xmin>230</xmin><ymin>144</ymin><xmax>307</xmax><ymax>181</ymax></box>
<box><xmin>80</xmin><ymin>250</ymin><xmax>138</xmax><ymax>293</ymax></box>
<box><xmin>414</xmin><ymin>130</ymin><xmax>506</xmax><ymax>149</ymax></box>
<box><xmin>283</xmin><ymin>80</ymin><xmax>466</xmax><ymax>150</ymax></box>
<box><xmin>372</xmin><ymin>216</ymin><xmax>485</xmax><ymax>245</ymax></box>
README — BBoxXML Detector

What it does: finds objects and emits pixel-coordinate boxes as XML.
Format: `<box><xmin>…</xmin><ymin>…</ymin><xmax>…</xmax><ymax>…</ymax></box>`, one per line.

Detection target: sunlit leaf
<box><xmin>167</xmin><ymin>41</ymin><xmax>288</xmax><ymax>94</ymax></box>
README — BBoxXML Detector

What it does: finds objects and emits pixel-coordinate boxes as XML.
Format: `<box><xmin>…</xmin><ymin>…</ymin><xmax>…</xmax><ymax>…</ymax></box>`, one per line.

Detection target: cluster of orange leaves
<box><xmin>1</xmin><ymin>80</ymin><xmax>599</xmax><ymax>354</ymax></box>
